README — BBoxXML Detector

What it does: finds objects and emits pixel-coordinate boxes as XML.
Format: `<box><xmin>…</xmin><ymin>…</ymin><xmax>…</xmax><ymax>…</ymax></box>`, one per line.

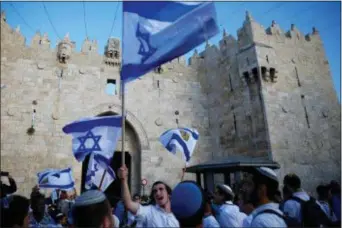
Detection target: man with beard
<box><xmin>248</xmin><ymin>167</ymin><xmax>287</xmax><ymax>227</ymax></box>
<box><xmin>212</xmin><ymin>184</ymin><xmax>246</xmax><ymax>227</ymax></box>
<box><xmin>118</xmin><ymin>165</ymin><xmax>179</xmax><ymax>227</ymax></box>
<box><xmin>72</xmin><ymin>190</ymin><xmax>115</xmax><ymax>228</ymax></box>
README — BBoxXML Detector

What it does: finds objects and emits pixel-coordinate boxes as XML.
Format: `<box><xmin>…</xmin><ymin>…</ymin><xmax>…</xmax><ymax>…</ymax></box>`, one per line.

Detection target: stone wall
<box><xmin>0</xmin><ymin>12</ymin><xmax>214</xmax><ymax>197</ymax></box>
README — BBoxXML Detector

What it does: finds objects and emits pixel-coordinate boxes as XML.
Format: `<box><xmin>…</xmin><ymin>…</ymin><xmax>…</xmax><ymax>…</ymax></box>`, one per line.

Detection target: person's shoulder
<box><xmin>252</xmin><ymin>213</ymin><xmax>286</xmax><ymax>227</ymax></box>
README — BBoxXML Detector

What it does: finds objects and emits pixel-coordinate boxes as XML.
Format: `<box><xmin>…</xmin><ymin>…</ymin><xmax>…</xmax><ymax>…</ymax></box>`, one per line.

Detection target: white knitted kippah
<box><xmin>256</xmin><ymin>167</ymin><xmax>278</xmax><ymax>182</ymax></box>
<box><xmin>74</xmin><ymin>190</ymin><xmax>106</xmax><ymax>207</ymax></box>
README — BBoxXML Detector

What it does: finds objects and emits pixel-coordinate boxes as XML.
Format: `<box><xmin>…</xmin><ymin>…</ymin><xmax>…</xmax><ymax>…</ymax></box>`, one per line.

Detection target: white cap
<box><xmin>217</xmin><ymin>184</ymin><xmax>235</xmax><ymax>198</ymax></box>
<box><xmin>255</xmin><ymin>167</ymin><xmax>278</xmax><ymax>182</ymax></box>
<box><xmin>74</xmin><ymin>190</ymin><xmax>106</xmax><ymax>207</ymax></box>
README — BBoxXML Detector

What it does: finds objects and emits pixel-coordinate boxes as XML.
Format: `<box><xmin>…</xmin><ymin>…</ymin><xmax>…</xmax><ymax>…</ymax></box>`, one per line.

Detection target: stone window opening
<box><xmin>233</xmin><ymin>113</ymin><xmax>237</xmax><ymax>134</ymax></box>
<box><xmin>106</xmin><ymin>79</ymin><xmax>117</xmax><ymax>95</ymax></box>
<box><xmin>246</xmin><ymin>57</ymin><xmax>250</xmax><ymax>65</ymax></box>
<box><xmin>301</xmin><ymin>95</ymin><xmax>310</xmax><ymax>128</ymax></box>
<box><xmin>114</xmin><ymin>51</ymin><xmax>118</xmax><ymax>58</ymax></box>
<box><xmin>224</xmin><ymin>40</ymin><xmax>227</xmax><ymax>45</ymax></box>
<box><xmin>157</xmin><ymin>80</ymin><xmax>160</xmax><ymax>89</ymax></box>
<box><xmin>252</xmin><ymin>67</ymin><xmax>258</xmax><ymax>81</ymax></box>
<box><xmin>61</xmin><ymin>57</ymin><xmax>66</xmax><ymax>64</ymax></box>
<box><xmin>89</xmin><ymin>46</ymin><xmax>92</xmax><ymax>51</ymax></box>
<box><xmin>270</xmin><ymin>68</ymin><xmax>277</xmax><ymax>82</ymax></box>
<box><xmin>266</xmin><ymin>55</ymin><xmax>269</xmax><ymax>63</ymax></box>
<box><xmin>109</xmin><ymin>52</ymin><xmax>113</xmax><ymax>58</ymax></box>
<box><xmin>294</xmin><ymin>67</ymin><xmax>301</xmax><ymax>87</ymax></box>
<box><xmin>39</xmin><ymin>40</ymin><xmax>42</xmax><ymax>45</ymax></box>
<box><xmin>228</xmin><ymin>73</ymin><xmax>233</xmax><ymax>92</ymax></box>
<box><xmin>261</xmin><ymin>66</ymin><xmax>267</xmax><ymax>81</ymax></box>
<box><xmin>243</xmin><ymin>72</ymin><xmax>250</xmax><ymax>84</ymax></box>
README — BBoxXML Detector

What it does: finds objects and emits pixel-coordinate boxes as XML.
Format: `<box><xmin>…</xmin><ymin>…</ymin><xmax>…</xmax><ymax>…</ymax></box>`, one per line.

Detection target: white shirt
<box><xmin>250</xmin><ymin>202</ymin><xmax>287</xmax><ymax>228</ymax></box>
<box><xmin>283</xmin><ymin>191</ymin><xmax>310</xmax><ymax>222</ymax></box>
<box><xmin>242</xmin><ymin>214</ymin><xmax>253</xmax><ymax>227</ymax></box>
<box><xmin>113</xmin><ymin>214</ymin><xmax>120</xmax><ymax>228</ymax></box>
<box><xmin>127</xmin><ymin>211</ymin><xmax>136</xmax><ymax>225</ymax></box>
<box><xmin>134</xmin><ymin>204</ymin><xmax>179</xmax><ymax>228</ymax></box>
<box><xmin>216</xmin><ymin>201</ymin><xmax>247</xmax><ymax>227</ymax></box>
<box><xmin>203</xmin><ymin>215</ymin><xmax>220</xmax><ymax>228</ymax></box>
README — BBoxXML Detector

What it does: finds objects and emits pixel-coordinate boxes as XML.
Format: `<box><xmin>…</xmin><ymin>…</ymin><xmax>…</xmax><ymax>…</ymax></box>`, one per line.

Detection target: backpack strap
<box><xmin>252</xmin><ymin>209</ymin><xmax>284</xmax><ymax>223</ymax></box>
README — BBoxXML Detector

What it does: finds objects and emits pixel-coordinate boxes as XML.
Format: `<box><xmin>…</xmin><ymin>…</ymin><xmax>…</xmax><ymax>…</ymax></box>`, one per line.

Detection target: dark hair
<box><xmin>253</xmin><ymin>173</ymin><xmax>279</xmax><ymax>201</ymax></box>
<box><xmin>149</xmin><ymin>181</ymin><xmax>172</xmax><ymax>205</ymax></box>
<box><xmin>329</xmin><ymin>181</ymin><xmax>341</xmax><ymax>196</ymax></box>
<box><xmin>316</xmin><ymin>185</ymin><xmax>329</xmax><ymax>200</ymax></box>
<box><xmin>175</xmin><ymin>181</ymin><xmax>205</xmax><ymax>228</ymax></box>
<box><xmin>72</xmin><ymin>199</ymin><xmax>111</xmax><ymax>228</ymax></box>
<box><xmin>283</xmin><ymin>173</ymin><xmax>301</xmax><ymax>190</ymax></box>
<box><xmin>1</xmin><ymin>195</ymin><xmax>30</xmax><ymax>227</ymax></box>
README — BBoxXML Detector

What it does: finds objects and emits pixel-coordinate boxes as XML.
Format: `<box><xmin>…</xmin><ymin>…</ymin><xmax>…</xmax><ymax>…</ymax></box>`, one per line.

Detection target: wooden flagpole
<box><xmin>176</xmin><ymin>116</ymin><xmax>187</xmax><ymax>181</ymax></box>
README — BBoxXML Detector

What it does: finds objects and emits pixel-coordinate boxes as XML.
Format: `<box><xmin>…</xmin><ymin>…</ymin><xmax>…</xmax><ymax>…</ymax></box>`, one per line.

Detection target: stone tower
<box><xmin>189</xmin><ymin>11</ymin><xmax>341</xmax><ymax>191</ymax></box>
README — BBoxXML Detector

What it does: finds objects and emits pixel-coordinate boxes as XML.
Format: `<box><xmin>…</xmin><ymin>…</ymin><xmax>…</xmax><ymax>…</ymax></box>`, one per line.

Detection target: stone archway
<box><xmin>81</xmin><ymin>108</ymin><xmax>144</xmax><ymax>198</ymax></box>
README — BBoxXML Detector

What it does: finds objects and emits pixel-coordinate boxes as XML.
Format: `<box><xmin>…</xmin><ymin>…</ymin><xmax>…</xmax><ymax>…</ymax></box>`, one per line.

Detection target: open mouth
<box><xmin>157</xmin><ymin>196</ymin><xmax>164</xmax><ymax>202</ymax></box>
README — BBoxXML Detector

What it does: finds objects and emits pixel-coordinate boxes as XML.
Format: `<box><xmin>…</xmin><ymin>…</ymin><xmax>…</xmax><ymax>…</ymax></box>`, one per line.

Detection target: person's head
<box><xmin>1</xmin><ymin>195</ymin><xmax>30</xmax><ymax>228</ymax></box>
<box><xmin>133</xmin><ymin>193</ymin><xmax>141</xmax><ymax>203</ymax></box>
<box><xmin>316</xmin><ymin>185</ymin><xmax>329</xmax><ymax>201</ymax></box>
<box><xmin>149</xmin><ymin>181</ymin><xmax>172</xmax><ymax>207</ymax></box>
<box><xmin>282</xmin><ymin>185</ymin><xmax>292</xmax><ymax>201</ymax></box>
<box><xmin>30</xmin><ymin>190</ymin><xmax>46</xmax><ymax>216</ymax></box>
<box><xmin>329</xmin><ymin>181</ymin><xmax>341</xmax><ymax>197</ymax></box>
<box><xmin>171</xmin><ymin>181</ymin><xmax>205</xmax><ymax>228</ymax></box>
<box><xmin>213</xmin><ymin>184</ymin><xmax>235</xmax><ymax>205</ymax></box>
<box><xmin>72</xmin><ymin>190</ymin><xmax>114</xmax><ymax>228</ymax></box>
<box><xmin>239</xmin><ymin>190</ymin><xmax>255</xmax><ymax>215</ymax></box>
<box><xmin>283</xmin><ymin>173</ymin><xmax>301</xmax><ymax>192</ymax></box>
<box><xmin>249</xmin><ymin>167</ymin><xmax>279</xmax><ymax>207</ymax></box>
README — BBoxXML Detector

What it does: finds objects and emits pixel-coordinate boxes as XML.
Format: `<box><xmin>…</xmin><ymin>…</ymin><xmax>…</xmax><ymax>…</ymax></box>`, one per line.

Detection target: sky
<box><xmin>1</xmin><ymin>1</ymin><xmax>341</xmax><ymax>101</ymax></box>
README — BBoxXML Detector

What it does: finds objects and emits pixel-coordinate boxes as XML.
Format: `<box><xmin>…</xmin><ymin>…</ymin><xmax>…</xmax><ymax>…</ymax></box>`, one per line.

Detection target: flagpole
<box><xmin>121</xmin><ymin>81</ymin><xmax>126</xmax><ymax>168</ymax></box>
<box><xmin>176</xmin><ymin>116</ymin><xmax>187</xmax><ymax>181</ymax></box>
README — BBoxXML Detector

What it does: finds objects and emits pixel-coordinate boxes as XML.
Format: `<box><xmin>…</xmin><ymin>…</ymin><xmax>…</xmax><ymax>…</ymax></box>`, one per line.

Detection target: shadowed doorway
<box><xmin>80</xmin><ymin>111</ymin><xmax>141</xmax><ymax>200</ymax></box>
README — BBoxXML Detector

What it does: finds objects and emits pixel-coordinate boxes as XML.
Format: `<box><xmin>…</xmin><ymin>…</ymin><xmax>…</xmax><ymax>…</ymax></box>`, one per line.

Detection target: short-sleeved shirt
<box><xmin>202</xmin><ymin>215</ymin><xmax>220</xmax><ymax>228</ymax></box>
<box><xmin>282</xmin><ymin>191</ymin><xmax>311</xmax><ymax>222</ymax></box>
<box><xmin>28</xmin><ymin>212</ymin><xmax>62</xmax><ymax>228</ymax></box>
<box><xmin>250</xmin><ymin>203</ymin><xmax>287</xmax><ymax>228</ymax></box>
<box><xmin>134</xmin><ymin>204</ymin><xmax>179</xmax><ymax>227</ymax></box>
<box><xmin>216</xmin><ymin>201</ymin><xmax>247</xmax><ymax>227</ymax></box>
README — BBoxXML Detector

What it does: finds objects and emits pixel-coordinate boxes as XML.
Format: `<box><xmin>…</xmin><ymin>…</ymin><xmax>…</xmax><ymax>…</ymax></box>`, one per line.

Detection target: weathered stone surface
<box><xmin>0</xmin><ymin>12</ymin><xmax>340</xmax><ymax>197</ymax></box>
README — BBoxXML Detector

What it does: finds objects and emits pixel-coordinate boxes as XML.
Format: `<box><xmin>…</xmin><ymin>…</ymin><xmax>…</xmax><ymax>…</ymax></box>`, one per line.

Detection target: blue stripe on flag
<box><xmin>39</xmin><ymin>182</ymin><xmax>75</xmax><ymax>190</ymax></box>
<box><xmin>94</xmin><ymin>154</ymin><xmax>116</xmax><ymax>179</ymax></box>
<box><xmin>62</xmin><ymin>116</ymin><xmax>122</xmax><ymax>133</ymax></box>
<box><xmin>123</xmin><ymin>2</ymin><xmax>201</xmax><ymax>22</ymax></box>
<box><xmin>38</xmin><ymin>168</ymin><xmax>71</xmax><ymax>184</ymax></box>
<box><xmin>165</xmin><ymin>133</ymin><xmax>191</xmax><ymax>162</ymax></box>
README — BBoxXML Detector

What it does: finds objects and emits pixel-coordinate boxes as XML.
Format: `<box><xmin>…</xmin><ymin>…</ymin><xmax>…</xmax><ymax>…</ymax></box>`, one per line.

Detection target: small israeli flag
<box><xmin>62</xmin><ymin>116</ymin><xmax>122</xmax><ymax>162</ymax></box>
<box><xmin>160</xmin><ymin>128</ymin><xmax>199</xmax><ymax>165</ymax></box>
<box><xmin>121</xmin><ymin>1</ymin><xmax>219</xmax><ymax>83</ymax></box>
<box><xmin>85</xmin><ymin>154</ymin><xmax>116</xmax><ymax>191</ymax></box>
<box><xmin>37</xmin><ymin>168</ymin><xmax>75</xmax><ymax>190</ymax></box>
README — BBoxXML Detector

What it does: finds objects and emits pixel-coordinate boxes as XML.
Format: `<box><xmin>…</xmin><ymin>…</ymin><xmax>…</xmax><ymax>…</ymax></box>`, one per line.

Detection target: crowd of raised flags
<box><xmin>1</xmin><ymin>2</ymin><xmax>341</xmax><ymax>228</ymax></box>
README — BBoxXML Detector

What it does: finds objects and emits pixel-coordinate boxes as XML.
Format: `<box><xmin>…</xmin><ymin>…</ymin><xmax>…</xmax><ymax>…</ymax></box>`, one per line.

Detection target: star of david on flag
<box><xmin>85</xmin><ymin>154</ymin><xmax>116</xmax><ymax>191</ymax></box>
<box><xmin>37</xmin><ymin>168</ymin><xmax>75</xmax><ymax>190</ymax></box>
<box><xmin>121</xmin><ymin>1</ymin><xmax>219</xmax><ymax>83</ymax></box>
<box><xmin>159</xmin><ymin>128</ymin><xmax>199</xmax><ymax>166</ymax></box>
<box><xmin>62</xmin><ymin>115</ymin><xmax>122</xmax><ymax>162</ymax></box>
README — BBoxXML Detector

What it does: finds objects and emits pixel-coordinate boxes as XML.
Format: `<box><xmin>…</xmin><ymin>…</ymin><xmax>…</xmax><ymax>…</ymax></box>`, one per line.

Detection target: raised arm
<box><xmin>118</xmin><ymin>165</ymin><xmax>140</xmax><ymax>214</ymax></box>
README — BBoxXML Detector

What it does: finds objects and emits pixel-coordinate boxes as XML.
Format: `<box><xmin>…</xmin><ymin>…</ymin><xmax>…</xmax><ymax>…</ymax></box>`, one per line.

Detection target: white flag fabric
<box><xmin>85</xmin><ymin>154</ymin><xmax>116</xmax><ymax>191</ymax></box>
<box><xmin>62</xmin><ymin>116</ymin><xmax>122</xmax><ymax>162</ymax></box>
<box><xmin>160</xmin><ymin>128</ymin><xmax>199</xmax><ymax>165</ymax></box>
<box><xmin>37</xmin><ymin>168</ymin><xmax>75</xmax><ymax>190</ymax></box>
<box><xmin>121</xmin><ymin>1</ymin><xmax>219</xmax><ymax>83</ymax></box>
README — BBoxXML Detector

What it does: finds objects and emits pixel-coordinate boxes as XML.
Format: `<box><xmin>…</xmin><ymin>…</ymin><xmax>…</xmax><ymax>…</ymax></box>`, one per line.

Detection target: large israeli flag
<box><xmin>121</xmin><ymin>1</ymin><xmax>219</xmax><ymax>83</ymax></box>
<box><xmin>62</xmin><ymin>116</ymin><xmax>122</xmax><ymax>162</ymax></box>
<box><xmin>37</xmin><ymin>168</ymin><xmax>75</xmax><ymax>190</ymax></box>
<box><xmin>160</xmin><ymin>128</ymin><xmax>199</xmax><ymax>165</ymax></box>
<box><xmin>85</xmin><ymin>154</ymin><xmax>116</xmax><ymax>191</ymax></box>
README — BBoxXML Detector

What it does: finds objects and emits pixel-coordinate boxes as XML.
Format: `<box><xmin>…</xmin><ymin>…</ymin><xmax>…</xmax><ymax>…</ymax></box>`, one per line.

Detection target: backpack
<box><xmin>291</xmin><ymin>196</ymin><xmax>331</xmax><ymax>227</ymax></box>
<box><xmin>252</xmin><ymin>209</ymin><xmax>301</xmax><ymax>227</ymax></box>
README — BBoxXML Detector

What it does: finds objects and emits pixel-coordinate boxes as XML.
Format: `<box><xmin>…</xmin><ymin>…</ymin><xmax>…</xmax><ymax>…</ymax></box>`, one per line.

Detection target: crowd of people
<box><xmin>0</xmin><ymin>167</ymin><xmax>341</xmax><ymax>228</ymax></box>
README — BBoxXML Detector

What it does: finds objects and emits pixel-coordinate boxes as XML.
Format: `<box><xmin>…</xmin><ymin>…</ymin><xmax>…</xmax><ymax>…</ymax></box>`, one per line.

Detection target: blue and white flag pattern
<box><xmin>62</xmin><ymin>116</ymin><xmax>122</xmax><ymax>162</ymax></box>
<box><xmin>85</xmin><ymin>154</ymin><xmax>116</xmax><ymax>191</ymax></box>
<box><xmin>160</xmin><ymin>128</ymin><xmax>199</xmax><ymax>165</ymax></box>
<box><xmin>37</xmin><ymin>168</ymin><xmax>75</xmax><ymax>190</ymax></box>
<box><xmin>121</xmin><ymin>1</ymin><xmax>219</xmax><ymax>83</ymax></box>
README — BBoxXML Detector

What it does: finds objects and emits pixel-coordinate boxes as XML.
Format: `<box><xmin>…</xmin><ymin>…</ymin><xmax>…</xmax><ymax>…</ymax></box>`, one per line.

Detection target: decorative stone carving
<box><xmin>57</xmin><ymin>33</ymin><xmax>72</xmax><ymax>64</ymax></box>
<box><xmin>155</xmin><ymin>118</ymin><xmax>163</xmax><ymax>126</ymax></box>
<box><xmin>105</xmin><ymin>38</ymin><xmax>120</xmax><ymax>59</ymax></box>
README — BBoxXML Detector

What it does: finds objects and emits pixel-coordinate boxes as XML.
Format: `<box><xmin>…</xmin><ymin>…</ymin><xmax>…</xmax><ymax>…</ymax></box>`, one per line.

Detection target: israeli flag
<box><xmin>159</xmin><ymin>128</ymin><xmax>199</xmax><ymax>165</ymax></box>
<box><xmin>121</xmin><ymin>1</ymin><xmax>219</xmax><ymax>83</ymax></box>
<box><xmin>37</xmin><ymin>168</ymin><xmax>75</xmax><ymax>190</ymax></box>
<box><xmin>62</xmin><ymin>116</ymin><xmax>122</xmax><ymax>162</ymax></box>
<box><xmin>85</xmin><ymin>154</ymin><xmax>116</xmax><ymax>191</ymax></box>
